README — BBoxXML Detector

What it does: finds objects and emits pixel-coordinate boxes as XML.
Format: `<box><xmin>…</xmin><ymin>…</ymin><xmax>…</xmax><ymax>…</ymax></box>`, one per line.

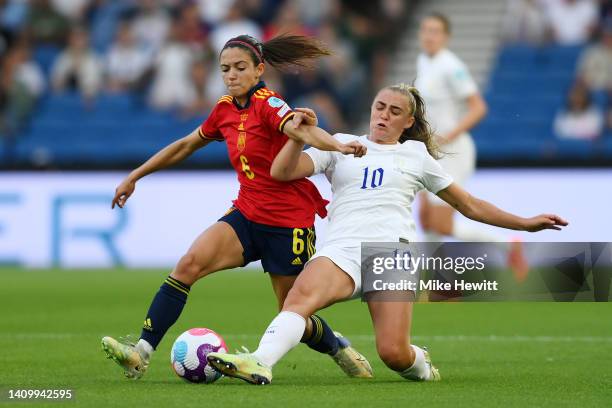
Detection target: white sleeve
<box><xmin>304</xmin><ymin>133</ymin><xmax>356</xmax><ymax>175</ymax></box>
<box><xmin>304</xmin><ymin>147</ymin><xmax>334</xmax><ymax>175</ymax></box>
<box><xmin>446</xmin><ymin>57</ymin><xmax>478</xmax><ymax>99</ymax></box>
<box><xmin>421</xmin><ymin>153</ymin><xmax>453</xmax><ymax>194</ymax></box>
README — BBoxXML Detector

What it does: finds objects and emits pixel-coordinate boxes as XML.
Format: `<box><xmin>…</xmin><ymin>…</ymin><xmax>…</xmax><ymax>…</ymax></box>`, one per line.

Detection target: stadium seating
<box><xmin>473</xmin><ymin>44</ymin><xmax>609</xmax><ymax>164</ymax></box>
<box><xmin>6</xmin><ymin>42</ymin><xmax>610</xmax><ymax>168</ymax></box>
<box><xmin>13</xmin><ymin>91</ymin><xmax>230</xmax><ymax>168</ymax></box>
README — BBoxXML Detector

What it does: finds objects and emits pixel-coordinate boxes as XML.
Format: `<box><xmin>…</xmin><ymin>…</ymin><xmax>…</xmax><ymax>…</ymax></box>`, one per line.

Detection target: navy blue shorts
<box><xmin>218</xmin><ymin>207</ymin><xmax>316</xmax><ymax>276</ymax></box>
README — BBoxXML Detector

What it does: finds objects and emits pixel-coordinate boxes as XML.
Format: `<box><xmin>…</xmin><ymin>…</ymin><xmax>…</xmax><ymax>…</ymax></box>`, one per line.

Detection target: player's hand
<box><xmin>112</xmin><ymin>178</ymin><xmax>136</xmax><ymax>209</ymax></box>
<box><xmin>522</xmin><ymin>214</ymin><xmax>568</xmax><ymax>232</ymax></box>
<box><xmin>339</xmin><ymin>141</ymin><xmax>367</xmax><ymax>157</ymax></box>
<box><xmin>292</xmin><ymin>108</ymin><xmax>318</xmax><ymax>127</ymax></box>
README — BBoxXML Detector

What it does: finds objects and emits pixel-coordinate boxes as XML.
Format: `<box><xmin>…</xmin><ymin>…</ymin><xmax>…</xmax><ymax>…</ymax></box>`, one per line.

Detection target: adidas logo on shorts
<box><xmin>291</xmin><ymin>257</ymin><xmax>303</xmax><ymax>266</ymax></box>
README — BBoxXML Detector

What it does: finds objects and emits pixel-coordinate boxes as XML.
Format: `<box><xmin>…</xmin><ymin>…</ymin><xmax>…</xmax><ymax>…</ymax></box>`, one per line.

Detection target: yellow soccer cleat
<box><xmin>423</xmin><ymin>348</ymin><xmax>441</xmax><ymax>381</ymax></box>
<box><xmin>101</xmin><ymin>336</ymin><xmax>149</xmax><ymax>379</ymax></box>
<box><xmin>331</xmin><ymin>332</ymin><xmax>373</xmax><ymax>378</ymax></box>
<box><xmin>207</xmin><ymin>352</ymin><xmax>272</xmax><ymax>385</ymax></box>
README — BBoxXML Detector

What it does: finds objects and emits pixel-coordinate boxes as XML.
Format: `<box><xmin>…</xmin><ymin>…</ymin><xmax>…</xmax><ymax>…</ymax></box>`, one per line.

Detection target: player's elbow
<box><xmin>458</xmin><ymin>194</ymin><xmax>480</xmax><ymax>221</ymax></box>
<box><xmin>475</xmin><ymin>97</ymin><xmax>488</xmax><ymax>120</ymax></box>
<box><xmin>479</xmin><ymin>100</ymin><xmax>488</xmax><ymax>119</ymax></box>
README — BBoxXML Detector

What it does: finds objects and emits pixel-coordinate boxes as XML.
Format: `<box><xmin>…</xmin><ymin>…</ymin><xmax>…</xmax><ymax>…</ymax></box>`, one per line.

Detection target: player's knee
<box><xmin>377</xmin><ymin>342</ymin><xmax>412</xmax><ymax>371</ymax></box>
<box><xmin>174</xmin><ymin>252</ymin><xmax>205</xmax><ymax>285</ymax></box>
<box><xmin>282</xmin><ymin>284</ymin><xmax>318</xmax><ymax>315</ymax></box>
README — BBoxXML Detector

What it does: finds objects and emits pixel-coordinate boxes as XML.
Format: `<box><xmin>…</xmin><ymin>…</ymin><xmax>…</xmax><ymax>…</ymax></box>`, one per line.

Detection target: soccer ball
<box><xmin>170</xmin><ymin>328</ymin><xmax>228</xmax><ymax>383</ymax></box>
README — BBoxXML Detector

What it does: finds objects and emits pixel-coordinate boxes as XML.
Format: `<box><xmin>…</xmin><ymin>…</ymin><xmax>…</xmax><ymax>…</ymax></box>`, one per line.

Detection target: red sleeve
<box><xmin>198</xmin><ymin>98</ymin><xmax>229</xmax><ymax>141</ymax></box>
<box><xmin>259</xmin><ymin>94</ymin><xmax>295</xmax><ymax>134</ymax></box>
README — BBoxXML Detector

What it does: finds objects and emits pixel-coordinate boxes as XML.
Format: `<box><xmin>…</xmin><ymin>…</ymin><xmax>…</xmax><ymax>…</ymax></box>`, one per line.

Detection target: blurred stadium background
<box><xmin>0</xmin><ymin>0</ymin><xmax>611</xmax><ymax>265</ymax></box>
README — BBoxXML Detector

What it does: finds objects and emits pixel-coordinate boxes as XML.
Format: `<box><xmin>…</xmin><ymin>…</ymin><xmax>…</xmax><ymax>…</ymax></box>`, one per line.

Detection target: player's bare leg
<box><xmin>368</xmin><ymin>299</ymin><xmax>440</xmax><ymax>381</ymax></box>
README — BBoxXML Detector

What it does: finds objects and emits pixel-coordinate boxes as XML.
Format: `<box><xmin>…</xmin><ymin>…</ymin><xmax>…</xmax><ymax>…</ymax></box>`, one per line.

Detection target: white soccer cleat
<box><xmin>331</xmin><ymin>332</ymin><xmax>373</xmax><ymax>378</ymax></box>
<box><xmin>422</xmin><ymin>348</ymin><xmax>441</xmax><ymax>381</ymax></box>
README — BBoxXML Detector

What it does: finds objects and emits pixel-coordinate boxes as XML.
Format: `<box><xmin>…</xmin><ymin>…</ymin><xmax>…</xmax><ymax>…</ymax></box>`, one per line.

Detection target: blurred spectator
<box><xmin>0</xmin><ymin>38</ymin><xmax>44</xmax><ymax>138</ymax></box>
<box><xmin>182</xmin><ymin>58</ymin><xmax>214</xmax><ymax>118</ymax></box>
<box><xmin>50</xmin><ymin>0</ymin><xmax>92</xmax><ymax>21</ymax></box>
<box><xmin>26</xmin><ymin>0</ymin><xmax>69</xmax><ymax>46</ymax></box>
<box><xmin>577</xmin><ymin>18</ymin><xmax>612</xmax><ymax>92</ymax></box>
<box><xmin>105</xmin><ymin>21</ymin><xmax>150</xmax><ymax>93</ymax></box>
<box><xmin>196</xmin><ymin>0</ymin><xmax>235</xmax><ymax>26</ymax></box>
<box><xmin>242</xmin><ymin>0</ymin><xmax>287</xmax><ymax>26</ymax></box>
<box><xmin>338</xmin><ymin>1</ymin><xmax>398</xmax><ymax>90</ymax></box>
<box><xmin>176</xmin><ymin>2</ymin><xmax>209</xmax><ymax>52</ymax></box>
<box><xmin>131</xmin><ymin>0</ymin><xmax>171</xmax><ymax>60</ymax></box>
<box><xmin>502</xmin><ymin>0</ymin><xmax>548</xmax><ymax>44</ymax></box>
<box><xmin>284</xmin><ymin>69</ymin><xmax>347</xmax><ymax>131</ymax></box>
<box><xmin>263</xmin><ymin>1</ymin><xmax>311</xmax><ymax>40</ymax></box>
<box><xmin>149</xmin><ymin>20</ymin><xmax>195</xmax><ymax>110</ymax></box>
<box><xmin>545</xmin><ymin>0</ymin><xmax>598</xmax><ymax>45</ymax></box>
<box><xmin>51</xmin><ymin>26</ymin><xmax>103</xmax><ymax>100</ymax></box>
<box><xmin>554</xmin><ymin>83</ymin><xmax>604</xmax><ymax>139</ymax></box>
<box><xmin>210</xmin><ymin>0</ymin><xmax>261</xmax><ymax>54</ymax></box>
<box><xmin>0</xmin><ymin>0</ymin><xmax>29</xmax><ymax>51</ymax></box>
<box><xmin>317</xmin><ymin>21</ymin><xmax>365</xmax><ymax>122</ymax></box>
<box><xmin>88</xmin><ymin>0</ymin><xmax>133</xmax><ymax>52</ymax></box>
<box><xmin>381</xmin><ymin>0</ymin><xmax>407</xmax><ymax>25</ymax></box>
<box><xmin>291</xmin><ymin>0</ymin><xmax>340</xmax><ymax>28</ymax></box>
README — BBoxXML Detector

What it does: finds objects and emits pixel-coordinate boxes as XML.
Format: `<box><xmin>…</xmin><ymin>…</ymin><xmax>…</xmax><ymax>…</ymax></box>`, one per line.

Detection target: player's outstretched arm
<box><xmin>436</xmin><ymin>183</ymin><xmax>568</xmax><ymax>232</ymax></box>
<box><xmin>112</xmin><ymin>128</ymin><xmax>211</xmax><ymax>208</ymax></box>
<box><xmin>282</xmin><ymin>111</ymin><xmax>366</xmax><ymax>157</ymax></box>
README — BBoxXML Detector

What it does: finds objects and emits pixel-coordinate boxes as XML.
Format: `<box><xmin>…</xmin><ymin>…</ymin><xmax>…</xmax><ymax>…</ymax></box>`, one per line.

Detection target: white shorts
<box><xmin>308</xmin><ymin>245</ymin><xmax>362</xmax><ymax>299</ymax></box>
<box><xmin>428</xmin><ymin>134</ymin><xmax>476</xmax><ymax>205</ymax></box>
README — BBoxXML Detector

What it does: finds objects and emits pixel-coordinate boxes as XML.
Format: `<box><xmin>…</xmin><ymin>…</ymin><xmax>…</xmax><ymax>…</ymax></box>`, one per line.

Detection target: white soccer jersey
<box><xmin>415</xmin><ymin>48</ymin><xmax>478</xmax><ymax>141</ymax></box>
<box><xmin>305</xmin><ymin>134</ymin><xmax>453</xmax><ymax>247</ymax></box>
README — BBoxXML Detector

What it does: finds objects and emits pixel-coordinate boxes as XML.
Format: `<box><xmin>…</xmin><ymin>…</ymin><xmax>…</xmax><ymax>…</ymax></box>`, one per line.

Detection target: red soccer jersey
<box><xmin>198</xmin><ymin>82</ymin><xmax>328</xmax><ymax>228</ymax></box>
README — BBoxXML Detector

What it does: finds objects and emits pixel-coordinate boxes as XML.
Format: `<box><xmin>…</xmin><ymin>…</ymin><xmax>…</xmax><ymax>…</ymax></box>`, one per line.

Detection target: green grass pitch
<box><xmin>1</xmin><ymin>268</ymin><xmax>611</xmax><ymax>407</ymax></box>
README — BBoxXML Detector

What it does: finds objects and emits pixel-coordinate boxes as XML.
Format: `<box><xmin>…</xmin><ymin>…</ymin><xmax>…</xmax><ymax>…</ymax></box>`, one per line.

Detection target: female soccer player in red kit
<box><xmin>101</xmin><ymin>34</ymin><xmax>371</xmax><ymax>380</ymax></box>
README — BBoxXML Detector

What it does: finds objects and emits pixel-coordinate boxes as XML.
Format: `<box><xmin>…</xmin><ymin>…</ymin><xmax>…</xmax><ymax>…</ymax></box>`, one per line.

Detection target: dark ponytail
<box><xmin>221</xmin><ymin>34</ymin><xmax>331</xmax><ymax>71</ymax></box>
<box><xmin>387</xmin><ymin>84</ymin><xmax>440</xmax><ymax>159</ymax></box>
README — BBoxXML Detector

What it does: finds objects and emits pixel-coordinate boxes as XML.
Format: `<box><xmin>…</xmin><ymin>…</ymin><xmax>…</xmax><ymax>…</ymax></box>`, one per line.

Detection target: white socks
<box><xmin>400</xmin><ymin>345</ymin><xmax>431</xmax><ymax>381</ymax></box>
<box><xmin>136</xmin><ymin>339</ymin><xmax>154</xmax><ymax>361</ymax></box>
<box><xmin>252</xmin><ymin>311</ymin><xmax>306</xmax><ymax>367</ymax></box>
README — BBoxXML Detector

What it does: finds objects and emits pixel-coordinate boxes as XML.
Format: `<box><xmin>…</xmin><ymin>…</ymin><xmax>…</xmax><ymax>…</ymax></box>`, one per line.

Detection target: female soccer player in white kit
<box><xmin>205</xmin><ymin>83</ymin><xmax>567</xmax><ymax>385</ymax></box>
<box><xmin>415</xmin><ymin>13</ymin><xmax>528</xmax><ymax>279</ymax></box>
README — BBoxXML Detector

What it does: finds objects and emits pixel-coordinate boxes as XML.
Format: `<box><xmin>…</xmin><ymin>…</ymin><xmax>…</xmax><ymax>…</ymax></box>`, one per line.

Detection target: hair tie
<box><xmin>225</xmin><ymin>39</ymin><xmax>263</xmax><ymax>62</ymax></box>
